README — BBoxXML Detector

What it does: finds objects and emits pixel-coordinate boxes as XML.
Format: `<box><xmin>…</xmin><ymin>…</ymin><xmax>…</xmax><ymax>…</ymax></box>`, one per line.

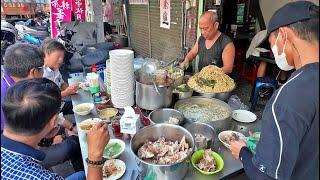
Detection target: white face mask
<box><xmin>271</xmin><ymin>32</ymin><xmax>294</xmax><ymax>71</ymax></box>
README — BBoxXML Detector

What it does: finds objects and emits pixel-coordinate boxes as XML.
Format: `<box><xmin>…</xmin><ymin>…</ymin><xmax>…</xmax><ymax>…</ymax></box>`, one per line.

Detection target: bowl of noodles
<box><xmin>79</xmin><ymin>118</ymin><xmax>103</xmax><ymax>133</ymax></box>
<box><xmin>188</xmin><ymin>65</ymin><xmax>236</xmax><ymax>101</ymax></box>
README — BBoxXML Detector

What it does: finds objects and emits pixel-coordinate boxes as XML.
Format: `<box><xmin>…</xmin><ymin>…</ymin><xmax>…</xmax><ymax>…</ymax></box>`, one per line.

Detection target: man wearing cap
<box><xmin>229</xmin><ymin>1</ymin><xmax>319</xmax><ymax>179</ymax></box>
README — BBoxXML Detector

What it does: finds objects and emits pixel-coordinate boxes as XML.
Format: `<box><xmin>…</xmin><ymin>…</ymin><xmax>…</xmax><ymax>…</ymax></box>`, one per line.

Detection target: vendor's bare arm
<box><xmin>182</xmin><ymin>42</ymin><xmax>199</xmax><ymax>66</ymax></box>
<box><xmin>221</xmin><ymin>42</ymin><xmax>235</xmax><ymax>74</ymax></box>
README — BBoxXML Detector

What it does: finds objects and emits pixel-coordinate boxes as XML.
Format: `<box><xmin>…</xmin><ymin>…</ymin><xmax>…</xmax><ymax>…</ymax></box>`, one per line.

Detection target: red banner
<box><xmin>72</xmin><ymin>0</ymin><xmax>85</xmax><ymax>21</ymax></box>
<box><xmin>50</xmin><ymin>0</ymin><xmax>72</xmax><ymax>38</ymax></box>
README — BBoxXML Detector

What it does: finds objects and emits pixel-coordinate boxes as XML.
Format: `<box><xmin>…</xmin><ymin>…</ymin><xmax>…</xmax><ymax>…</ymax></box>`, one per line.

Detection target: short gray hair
<box><xmin>4</xmin><ymin>43</ymin><xmax>44</xmax><ymax>78</ymax></box>
<box><xmin>201</xmin><ymin>11</ymin><xmax>219</xmax><ymax>23</ymax></box>
<box><xmin>209</xmin><ymin>10</ymin><xmax>219</xmax><ymax>22</ymax></box>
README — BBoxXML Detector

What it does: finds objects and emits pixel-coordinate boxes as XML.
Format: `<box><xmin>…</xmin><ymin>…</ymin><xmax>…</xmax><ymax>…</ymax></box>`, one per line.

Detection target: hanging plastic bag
<box><xmin>228</xmin><ymin>95</ymin><xmax>249</xmax><ymax>111</ymax></box>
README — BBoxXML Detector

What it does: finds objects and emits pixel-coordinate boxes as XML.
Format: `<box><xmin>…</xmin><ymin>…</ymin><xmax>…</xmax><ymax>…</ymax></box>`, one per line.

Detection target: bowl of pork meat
<box><xmin>131</xmin><ymin>124</ymin><xmax>195</xmax><ymax>180</ymax></box>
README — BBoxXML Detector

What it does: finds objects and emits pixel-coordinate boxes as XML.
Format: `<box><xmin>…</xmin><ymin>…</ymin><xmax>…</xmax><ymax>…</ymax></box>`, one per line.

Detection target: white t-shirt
<box><xmin>43</xmin><ymin>66</ymin><xmax>64</xmax><ymax>89</ymax></box>
<box><xmin>246</xmin><ymin>30</ymin><xmax>269</xmax><ymax>59</ymax></box>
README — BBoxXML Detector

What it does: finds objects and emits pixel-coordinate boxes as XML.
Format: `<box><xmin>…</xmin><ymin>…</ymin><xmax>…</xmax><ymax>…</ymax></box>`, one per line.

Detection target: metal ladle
<box><xmin>152</xmin><ymin>75</ymin><xmax>160</xmax><ymax>95</ymax></box>
<box><xmin>141</xmin><ymin>62</ymin><xmax>161</xmax><ymax>95</ymax></box>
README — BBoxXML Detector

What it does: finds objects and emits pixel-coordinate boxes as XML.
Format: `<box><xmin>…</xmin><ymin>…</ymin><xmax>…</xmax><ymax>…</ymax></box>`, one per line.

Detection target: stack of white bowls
<box><xmin>109</xmin><ymin>49</ymin><xmax>135</xmax><ymax>108</ymax></box>
<box><xmin>104</xmin><ymin>59</ymin><xmax>111</xmax><ymax>94</ymax></box>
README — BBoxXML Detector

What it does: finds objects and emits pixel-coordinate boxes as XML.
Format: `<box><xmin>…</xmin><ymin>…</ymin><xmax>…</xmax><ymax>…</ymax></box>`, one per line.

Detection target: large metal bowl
<box><xmin>131</xmin><ymin>124</ymin><xmax>195</xmax><ymax>180</ymax></box>
<box><xmin>148</xmin><ymin>108</ymin><xmax>184</xmax><ymax>125</ymax></box>
<box><xmin>193</xmin><ymin>83</ymin><xmax>237</xmax><ymax>101</ymax></box>
<box><xmin>183</xmin><ymin>122</ymin><xmax>216</xmax><ymax>150</ymax></box>
<box><xmin>173</xmin><ymin>89</ymin><xmax>193</xmax><ymax>100</ymax></box>
<box><xmin>174</xmin><ymin>97</ymin><xmax>232</xmax><ymax>133</ymax></box>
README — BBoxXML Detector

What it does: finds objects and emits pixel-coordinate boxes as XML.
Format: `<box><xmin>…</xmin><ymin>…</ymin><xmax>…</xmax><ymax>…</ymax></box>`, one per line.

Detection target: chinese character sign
<box><xmin>50</xmin><ymin>0</ymin><xmax>72</xmax><ymax>38</ymax></box>
<box><xmin>160</xmin><ymin>0</ymin><xmax>170</xmax><ymax>29</ymax></box>
<box><xmin>73</xmin><ymin>0</ymin><xmax>85</xmax><ymax>21</ymax></box>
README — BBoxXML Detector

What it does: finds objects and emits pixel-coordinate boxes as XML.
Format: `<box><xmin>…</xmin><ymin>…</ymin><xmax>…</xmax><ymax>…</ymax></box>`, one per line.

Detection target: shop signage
<box><xmin>1</xmin><ymin>2</ymin><xmax>33</xmax><ymax>15</ymax></box>
<box><xmin>72</xmin><ymin>0</ymin><xmax>85</xmax><ymax>21</ymax></box>
<box><xmin>160</xmin><ymin>0</ymin><xmax>170</xmax><ymax>29</ymax></box>
<box><xmin>129</xmin><ymin>0</ymin><xmax>148</xmax><ymax>5</ymax></box>
<box><xmin>50</xmin><ymin>0</ymin><xmax>72</xmax><ymax>38</ymax></box>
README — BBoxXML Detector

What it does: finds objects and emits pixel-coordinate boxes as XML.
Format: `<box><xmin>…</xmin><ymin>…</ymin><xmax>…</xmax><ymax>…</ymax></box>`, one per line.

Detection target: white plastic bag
<box><xmin>228</xmin><ymin>95</ymin><xmax>249</xmax><ymax>111</ymax></box>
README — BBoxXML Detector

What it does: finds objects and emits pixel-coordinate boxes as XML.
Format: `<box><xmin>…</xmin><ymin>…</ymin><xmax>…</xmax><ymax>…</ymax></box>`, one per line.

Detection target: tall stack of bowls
<box><xmin>109</xmin><ymin>49</ymin><xmax>135</xmax><ymax>108</ymax></box>
<box><xmin>104</xmin><ymin>59</ymin><xmax>111</xmax><ymax>94</ymax></box>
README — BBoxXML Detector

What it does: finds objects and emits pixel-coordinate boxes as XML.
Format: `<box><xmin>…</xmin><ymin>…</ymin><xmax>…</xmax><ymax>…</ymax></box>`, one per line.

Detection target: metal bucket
<box><xmin>130</xmin><ymin>124</ymin><xmax>195</xmax><ymax>180</ymax></box>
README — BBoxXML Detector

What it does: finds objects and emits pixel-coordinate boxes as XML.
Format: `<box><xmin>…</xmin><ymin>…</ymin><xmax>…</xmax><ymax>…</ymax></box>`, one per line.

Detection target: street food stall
<box><xmin>68</xmin><ymin>49</ymin><xmax>261</xmax><ymax>180</ymax></box>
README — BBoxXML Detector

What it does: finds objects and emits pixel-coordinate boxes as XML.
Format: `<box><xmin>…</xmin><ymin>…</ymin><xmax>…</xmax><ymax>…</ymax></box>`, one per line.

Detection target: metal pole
<box><xmin>194</xmin><ymin>0</ymin><xmax>204</xmax><ymax>73</ymax></box>
<box><xmin>124</xmin><ymin>2</ymin><xmax>131</xmax><ymax>47</ymax></box>
<box><xmin>148</xmin><ymin>0</ymin><xmax>152</xmax><ymax>57</ymax></box>
<box><xmin>92</xmin><ymin>0</ymin><xmax>104</xmax><ymax>43</ymax></box>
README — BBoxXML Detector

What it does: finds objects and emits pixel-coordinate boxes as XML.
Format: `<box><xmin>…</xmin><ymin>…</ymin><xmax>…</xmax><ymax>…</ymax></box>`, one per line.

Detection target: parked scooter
<box><xmin>15</xmin><ymin>24</ymin><xmax>49</xmax><ymax>45</ymax></box>
<box><xmin>1</xmin><ymin>21</ymin><xmax>18</xmax><ymax>64</ymax></box>
<box><xmin>56</xmin><ymin>21</ymin><xmax>115</xmax><ymax>79</ymax></box>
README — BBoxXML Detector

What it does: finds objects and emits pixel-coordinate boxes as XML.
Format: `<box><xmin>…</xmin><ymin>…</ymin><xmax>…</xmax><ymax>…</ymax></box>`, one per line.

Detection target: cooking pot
<box><xmin>135</xmin><ymin>71</ymin><xmax>173</xmax><ymax>110</ymax></box>
<box><xmin>130</xmin><ymin>124</ymin><xmax>195</xmax><ymax>180</ymax></box>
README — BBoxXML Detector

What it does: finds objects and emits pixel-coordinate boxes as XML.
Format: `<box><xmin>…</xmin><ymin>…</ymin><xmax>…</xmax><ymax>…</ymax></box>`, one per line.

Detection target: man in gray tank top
<box><xmin>180</xmin><ymin>11</ymin><xmax>235</xmax><ymax>74</ymax></box>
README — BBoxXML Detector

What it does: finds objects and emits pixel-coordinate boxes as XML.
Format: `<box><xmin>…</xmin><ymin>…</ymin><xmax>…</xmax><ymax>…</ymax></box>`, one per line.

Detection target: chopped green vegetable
<box><xmin>104</xmin><ymin>143</ymin><xmax>122</xmax><ymax>157</ymax></box>
<box><xmin>173</xmin><ymin>84</ymin><xmax>190</xmax><ymax>93</ymax></box>
<box><xmin>196</xmin><ymin>78</ymin><xmax>216</xmax><ymax>88</ymax></box>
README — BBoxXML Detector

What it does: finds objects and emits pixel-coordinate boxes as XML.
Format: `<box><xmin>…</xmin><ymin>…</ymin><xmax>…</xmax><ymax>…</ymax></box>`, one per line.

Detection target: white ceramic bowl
<box><xmin>103</xmin><ymin>139</ymin><xmax>126</xmax><ymax>159</ymax></box>
<box><xmin>232</xmin><ymin>110</ymin><xmax>257</xmax><ymax>123</ymax></box>
<box><xmin>98</xmin><ymin>108</ymin><xmax>118</xmax><ymax>121</ymax></box>
<box><xmin>73</xmin><ymin>103</ymin><xmax>94</xmax><ymax>116</ymax></box>
<box><xmin>78</xmin><ymin>118</ymin><xmax>103</xmax><ymax>133</ymax></box>
<box><xmin>218</xmin><ymin>130</ymin><xmax>247</xmax><ymax>149</ymax></box>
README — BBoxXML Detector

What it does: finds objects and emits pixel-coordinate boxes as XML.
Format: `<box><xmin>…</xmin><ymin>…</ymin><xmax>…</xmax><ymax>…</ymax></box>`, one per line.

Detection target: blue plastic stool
<box><xmin>250</xmin><ymin>77</ymin><xmax>278</xmax><ymax>111</ymax></box>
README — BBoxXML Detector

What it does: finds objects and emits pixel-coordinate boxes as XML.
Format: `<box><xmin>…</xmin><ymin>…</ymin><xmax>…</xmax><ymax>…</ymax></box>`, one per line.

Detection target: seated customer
<box><xmin>41</xmin><ymin>39</ymin><xmax>79</xmax><ymax>115</ymax></box>
<box><xmin>1</xmin><ymin>78</ymin><xmax>110</xmax><ymax>180</ymax></box>
<box><xmin>0</xmin><ymin>43</ymin><xmax>80</xmax><ymax>171</ymax></box>
<box><xmin>246</xmin><ymin>30</ymin><xmax>268</xmax><ymax>78</ymax></box>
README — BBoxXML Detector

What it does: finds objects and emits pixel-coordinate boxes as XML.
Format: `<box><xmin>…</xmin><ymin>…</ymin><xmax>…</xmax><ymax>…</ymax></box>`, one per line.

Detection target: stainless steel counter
<box><xmin>69</xmin><ymin>78</ymin><xmax>261</xmax><ymax>179</ymax></box>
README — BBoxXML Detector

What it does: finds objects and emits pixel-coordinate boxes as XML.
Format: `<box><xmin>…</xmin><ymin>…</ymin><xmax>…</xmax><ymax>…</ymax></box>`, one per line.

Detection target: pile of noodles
<box><xmin>188</xmin><ymin>65</ymin><xmax>235</xmax><ymax>93</ymax></box>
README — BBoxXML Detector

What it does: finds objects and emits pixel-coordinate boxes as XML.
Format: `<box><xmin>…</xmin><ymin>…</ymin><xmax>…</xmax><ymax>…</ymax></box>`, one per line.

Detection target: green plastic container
<box><xmin>89</xmin><ymin>85</ymin><xmax>100</xmax><ymax>94</ymax></box>
<box><xmin>191</xmin><ymin>149</ymin><xmax>224</xmax><ymax>175</ymax></box>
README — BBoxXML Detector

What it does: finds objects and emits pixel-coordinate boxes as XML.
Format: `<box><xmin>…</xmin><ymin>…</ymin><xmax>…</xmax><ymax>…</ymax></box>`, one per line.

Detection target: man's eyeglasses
<box><xmin>35</xmin><ymin>65</ymin><xmax>44</xmax><ymax>71</ymax></box>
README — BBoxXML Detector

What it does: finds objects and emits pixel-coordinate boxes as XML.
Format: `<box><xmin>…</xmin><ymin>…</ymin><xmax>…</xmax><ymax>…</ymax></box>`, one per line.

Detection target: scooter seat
<box><xmin>81</xmin><ymin>49</ymin><xmax>110</xmax><ymax>66</ymax></box>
